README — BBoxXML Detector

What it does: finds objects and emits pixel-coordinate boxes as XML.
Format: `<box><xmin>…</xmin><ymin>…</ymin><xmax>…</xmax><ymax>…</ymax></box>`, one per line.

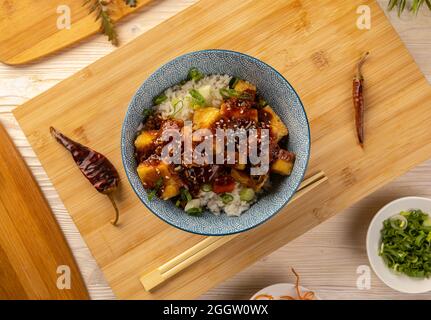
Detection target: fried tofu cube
<box><xmin>234</xmin><ymin>80</ymin><xmax>257</xmax><ymax>93</ymax></box>
<box><xmin>271</xmin><ymin>159</ymin><xmax>293</xmax><ymax>175</ymax></box>
<box><xmin>261</xmin><ymin>106</ymin><xmax>288</xmax><ymax>142</ymax></box>
<box><xmin>137</xmin><ymin>162</ymin><xmax>159</xmax><ymax>188</ymax></box>
<box><xmin>161</xmin><ymin>183</ymin><xmax>180</xmax><ymax>200</ymax></box>
<box><xmin>271</xmin><ymin>149</ymin><xmax>295</xmax><ymax>176</ymax></box>
<box><xmin>137</xmin><ymin>160</ymin><xmax>181</xmax><ymax>199</ymax></box>
<box><xmin>220</xmin><ymin>103</ymin><xmax>258</xmax><ymax>123</ymax></box>
<box><xmin>193</xmin><ymin>107</ymin><xmax>221</xmax><ymax>130</ymax></box>
<box><xmin>134</xmin><ymin>130</ymin><xmax>158</xmax><ymax>152</ymax></box>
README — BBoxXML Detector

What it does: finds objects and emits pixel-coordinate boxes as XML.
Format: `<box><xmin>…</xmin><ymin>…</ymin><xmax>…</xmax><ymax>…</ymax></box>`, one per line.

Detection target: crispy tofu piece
<box><xmin>261</xmin><ymin>106</ymin><xmax>288</xmax><ymax>142</ymax></box>
<box><xmin>137</xmin><ymin>160</ymin><xmax>181</xmax><ymax>200</ymax></box>
<box><xmin>234</xmin><ymin>80</ymin><xmax>257</xmax><ymax>93</ymax></box>
<box><xmin>220</xmin><ymin>103</ymin><xmax>258</xmax><ymax>123</ymax></box>
<box><xmin>271</xmin><ymin>149</ymin><xmax>295</xmax><ymax>176</ymax></box>
<box><xmin>137</xmin><ymin>162</ymin><xmax>159</xmax><ymax>188</ymax></box>
<box><xmin>271</xmin><ymin>159</ymin><xmax>293</xmax><ymax>175</ymax></box>
<box><xmin>134</xmin><ymin>130</ymin><xmax>158</xmax><ymax>152</ymax></box>
<box><xmin>193</xmin><ymin>107</ymin><xmax>221</xmax><ymax>130</ymax></box>
<box><xmin>161</xmin><ymin>183</ymin><xmax>180</xmax><ymax>200</ymax></box>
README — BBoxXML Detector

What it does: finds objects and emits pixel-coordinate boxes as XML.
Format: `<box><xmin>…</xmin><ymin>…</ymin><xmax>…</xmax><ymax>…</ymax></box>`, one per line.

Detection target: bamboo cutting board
<box><xmin>0</xmin><ymin>124</ymin><xmax>89</xmax><ymax>299</ymax></box>
<box><xmin>0</xmin><ymin>0</ymin><xmax>152</xmax><ymax>65</ymax></box>
<box><xmin>13</xmin><ymin>0</ymin><xmax>431</xmax><ymax>299</ymax></box>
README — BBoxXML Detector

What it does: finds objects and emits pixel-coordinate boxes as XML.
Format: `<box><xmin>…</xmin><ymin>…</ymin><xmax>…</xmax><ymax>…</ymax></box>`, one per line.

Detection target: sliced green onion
<box><xmin>221</xmin><ymin>193</ymin><xmax>234</xmax><ymax>204</ymax></box>
<box><xmin>202</xmin><ymin>184</ymin><xmax>212</xmax><ymax>192</ymax></box>
<box><xmin>239</xmin><ymin>92</ymin><xmax>254</xmax><ymax>100</ymax></box>
<box><xmin>175</xmin><ymin>199</ymin><xmax>181</xmax><ymax>207</ymax></box>
<box><xmin>380</xmin><ymin>209</ymin><xmax>431</xmax><ymax>278</ymax></box>
<box><xmin>189</xmin><ymin>89</ymin><xmax>206</xmax><ymax>107</ymax></box>
<box><xmin>171</xmin><ymin>100</ymin><xmax>184</xmax><ymax>117</ymax></box>
<box><xmin>239</xmin><ymin>188</ymin><xmax>255</xmax><ymax>202</ymax></box>
<box><xmin>229</xmin><ymin>77</ymin><xmax>239</xmax><ymax>89</ymax></box>
<box><xmin>220</xmin><ymin>88</ymin><xmax>239</xmax><ymax>99</ymax></box>
<box><xmin>423</xmin><ymin>217</ymin><xmax>431</xmax><ymax>227</ymax></box>
<box><xmin>186</xmin><ymin>207</ymin><xmax>203</xmax><ymax>216</ymax></box>
<box><xmin>187</xmin><ymin>67</ymin><xmax>204</xmax><ymax>82</ymax></box>
<box><xmin>180</xmin><ymin>188</ymin><xmax>192</xmax><ymax>202</ymax></box>
<box><xmin>153</xmin><ymin>93</ymin><xmax>167</xmax><ymax>105</ymax></box>
<box><xmin>142</xmin><ymin>108</ymin><xmax>154</xmax><ymax>121</ymax></box>
<box><xmin>415</xmin><ymin>231</ymin><xmax>426</xmax><ymax>246</ymax></box>
<box><xmin>185</xmin><ymin>199</ymin><xmax>202</xmax><ymax>216</ymax></box>
<box><xmin>390</xmin><ymin>215</ymin><xmax>408</xmax><ymax>230</ymax></box>
<box><xmin>147</xmin><ymin>189</ymin><xmax>156</xmax><ymax>201</ymax></box>
<box><xmin>219</xmin><ymin>88</ymin><xmax>253</xmax><ymax>100</ymax></box>
<box><xmin>147</xmin><ymin>177</ymin><xmax>163</xmax><ymax>201</ymax></box>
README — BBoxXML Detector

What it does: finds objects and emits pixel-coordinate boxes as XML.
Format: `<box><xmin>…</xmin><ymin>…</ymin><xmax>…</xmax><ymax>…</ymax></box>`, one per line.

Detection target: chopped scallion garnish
<box><xmin>153</xmin><ymin>93</ymin><xmax>167</xmax><ymax>105</ymax></box>
<box><xmin>187</xmin><ymin>67</ymin><xmax>204</xmax><ymax>82</ymax></box>
<box><xmin>221</xmin><ymin>193</ymin><xmax>234</xmax><ymax>204</ymax></box>
<box><xmin>189</xmin><ymin>89</ymin><xmax>206</xmax><ymax>107</ymax></box>
<box><xmin>186</xmin><ymin>207</ymin><xmax>203</xmax><ymax>216</ymax></box>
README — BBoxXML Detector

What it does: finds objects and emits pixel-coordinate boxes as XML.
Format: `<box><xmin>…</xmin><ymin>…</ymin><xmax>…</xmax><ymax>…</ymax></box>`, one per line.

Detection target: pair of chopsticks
<box><xmin>140</xmin><ymin>171</ymin><xmax>327</xmax><ymax>291</ymax></box>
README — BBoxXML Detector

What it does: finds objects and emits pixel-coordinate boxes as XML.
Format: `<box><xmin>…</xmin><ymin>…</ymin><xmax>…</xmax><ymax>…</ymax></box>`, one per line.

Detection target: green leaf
<box><xmin>388</xmin><ymin>0</ymin><xmax>398</xmax><ymax>10</ymax></box>
<box><xmin>398</xmin><ymin>0</ymin><xmax>407</xmax><ymax>16</ymax></box>
<box><xmin>84</xmin><ymin>1</ymin><xmax>119</xmax><ymax>46</ymax></box>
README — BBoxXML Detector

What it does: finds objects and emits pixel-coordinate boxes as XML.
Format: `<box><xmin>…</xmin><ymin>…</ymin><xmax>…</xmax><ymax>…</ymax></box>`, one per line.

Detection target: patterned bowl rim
<box><xmin>121</xmin><ymin>49</ymin><xmax>311</xmax><ymax>236</ymax></box>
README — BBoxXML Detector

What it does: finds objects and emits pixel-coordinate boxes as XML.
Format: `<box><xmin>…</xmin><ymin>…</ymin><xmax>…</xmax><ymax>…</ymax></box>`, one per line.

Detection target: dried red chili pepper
<box><xmin>50</xmin><ymin>127</ymin><xmax>120</xmax><ymax>226</ymax></box>
<box><xmin>353</xmin><ymin>52</ymin><xmax>369</xmax><ymax>147</ymax></box>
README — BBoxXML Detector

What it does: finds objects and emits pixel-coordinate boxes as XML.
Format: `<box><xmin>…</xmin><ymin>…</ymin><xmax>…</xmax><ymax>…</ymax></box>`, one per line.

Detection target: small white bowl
<box><xmin>366</xmin><ymin>196</ymin><xmax>431</xmax><ymax>294</ymax></box>
<box><xmin>250</xmin><ymin>283</ymin><xmax>320</xmax><ymax>300</ymax></box>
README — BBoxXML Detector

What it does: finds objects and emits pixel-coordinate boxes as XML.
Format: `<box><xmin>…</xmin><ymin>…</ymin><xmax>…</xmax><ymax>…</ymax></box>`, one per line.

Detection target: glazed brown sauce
<box><xmin>136</xmin><ymin>94</ymin><xmax>285</xmax><ymax>196</ymax></box>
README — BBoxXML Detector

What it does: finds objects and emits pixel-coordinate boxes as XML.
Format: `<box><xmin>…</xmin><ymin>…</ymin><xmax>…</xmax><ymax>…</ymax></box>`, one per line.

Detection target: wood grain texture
<box><xmin>0</xmin><ymin>124</ymin><xmax>89</xmax><ymax>299</ymax></box>
<box><xmin>0</xmin><ymin>0</ymin><xmax>153</xmax><ymax>65</ymax></box>
<box><xmin>0</xmin><ymin>0</ymin><xmax>430</xmax><ymax>300</ymax></box>
<box><xmin>11</xmin><ymin>0</ymin><xmax>431</xmax><ymax>300</ymax></box>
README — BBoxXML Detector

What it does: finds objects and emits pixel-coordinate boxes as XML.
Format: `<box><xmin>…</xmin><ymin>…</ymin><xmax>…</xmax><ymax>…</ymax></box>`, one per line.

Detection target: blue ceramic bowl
<box><xmin>121</xmin><ymin>49</ymin><xmax>310</xmax><ymax>236</ymax></box>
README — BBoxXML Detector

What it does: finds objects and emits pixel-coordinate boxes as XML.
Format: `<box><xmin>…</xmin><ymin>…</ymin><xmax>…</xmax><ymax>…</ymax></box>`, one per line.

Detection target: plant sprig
<box><xmin>84</xmin><ymin>0</ymin><xmax>138</xmax><ymax>46</ymax></box>
<box><xmin>388</xmin><ymin>0</ymin><xmax>431</xmax><ymax>16</ymax></box>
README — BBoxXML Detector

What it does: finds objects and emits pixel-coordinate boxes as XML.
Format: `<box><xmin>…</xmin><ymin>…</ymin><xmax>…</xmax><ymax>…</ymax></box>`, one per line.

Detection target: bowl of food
<box><xmin>367</xmin><ymin>197</ymin><xmax>431</xmax><ymax>293</ymax></box>
<box><xmin>121</xmin><ymin>49</ymin><xmax>310</xmax><ymax>235</ymax></box>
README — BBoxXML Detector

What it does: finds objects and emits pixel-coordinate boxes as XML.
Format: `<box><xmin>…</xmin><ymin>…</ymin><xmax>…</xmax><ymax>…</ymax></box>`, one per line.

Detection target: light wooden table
<box><xmin>1</xmin><ymin>0</ymin><xmax>430</xmax><ymax>300</ymax></box>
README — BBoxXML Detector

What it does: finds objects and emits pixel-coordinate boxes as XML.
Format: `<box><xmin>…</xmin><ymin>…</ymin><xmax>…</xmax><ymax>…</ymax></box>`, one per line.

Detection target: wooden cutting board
<box><xmin>0</xmin><ymin>124</ymin><xmax>89</xmax><ymax>299</ymax></box>
<box><xmin>0</xmin><ymin>0</ymin><xmax>152</xmax><ymax>65</ymax></box>
<box><xmin>13</xmin><ymin>0</ymin><xmax>431</xmax><ymax>299</ymax></box>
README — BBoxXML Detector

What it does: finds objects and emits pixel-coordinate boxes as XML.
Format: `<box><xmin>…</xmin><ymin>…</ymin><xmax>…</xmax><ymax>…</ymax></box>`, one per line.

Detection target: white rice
<box><xmin>198</xmin><ymin>183</ymin><xmax>256</xmax><ymax>217</ymax></box>
<box><xmin>155</xmin><ymin>74</ymin><xmax>232</xmax><ymax>121</ymax></box>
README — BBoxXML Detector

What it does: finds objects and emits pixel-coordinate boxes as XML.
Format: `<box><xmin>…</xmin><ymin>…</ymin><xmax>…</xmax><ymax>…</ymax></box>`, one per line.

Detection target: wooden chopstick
<box><xmin>140</xmin><ymin>171</ymin><xmax>327</xmax><ymax>291</ymax></box>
